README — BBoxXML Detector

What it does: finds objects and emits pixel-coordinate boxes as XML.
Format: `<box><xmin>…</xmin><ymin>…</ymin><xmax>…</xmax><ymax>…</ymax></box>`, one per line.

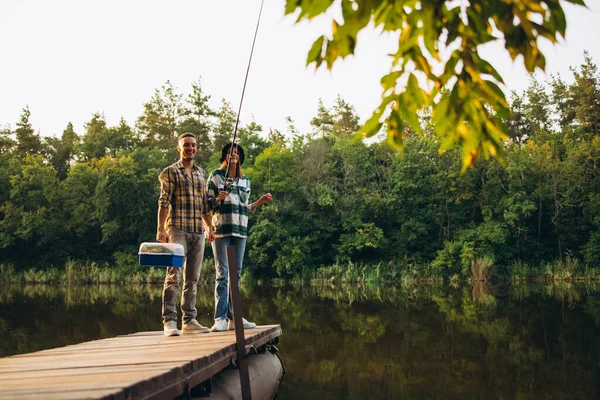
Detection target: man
<box><xmin>157</xmin><ymin>132</ymin><xmax>215</xmax><ymax>337</ymax></box>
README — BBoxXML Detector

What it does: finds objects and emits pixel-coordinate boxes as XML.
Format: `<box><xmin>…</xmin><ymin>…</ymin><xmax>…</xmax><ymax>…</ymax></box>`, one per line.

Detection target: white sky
<box><xmin>0</xmin><ymin>0</ymin><xmax>599</xmax><ymax>139</ymax></box>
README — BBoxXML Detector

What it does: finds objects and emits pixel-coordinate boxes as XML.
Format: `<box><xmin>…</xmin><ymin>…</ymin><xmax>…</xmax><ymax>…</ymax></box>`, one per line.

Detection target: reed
<box><xmin>470</xmin><ymin>256</ymin><xmax>495</xmax><ymax>282</ymax></box>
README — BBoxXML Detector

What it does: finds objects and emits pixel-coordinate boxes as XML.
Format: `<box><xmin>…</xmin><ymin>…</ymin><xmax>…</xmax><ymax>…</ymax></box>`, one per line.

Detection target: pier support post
<box><xmin>227</xmin><ymin>245</ymin><xmax>252</xmax><ymax>400</ymax></box>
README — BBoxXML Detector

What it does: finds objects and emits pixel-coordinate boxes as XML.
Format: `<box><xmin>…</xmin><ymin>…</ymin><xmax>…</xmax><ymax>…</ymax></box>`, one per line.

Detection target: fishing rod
<box><xmin>226</xmin><ymin>0</ymin><xmax>266</xmax><ymax>188</ymax></box>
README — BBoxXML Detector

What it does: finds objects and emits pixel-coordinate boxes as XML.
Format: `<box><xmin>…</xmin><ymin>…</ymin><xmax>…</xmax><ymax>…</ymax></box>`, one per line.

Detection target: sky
<box><xmin>0</xmin><ymin>0</ymin><xmax>599</xmax><ymax>139</ymax></box>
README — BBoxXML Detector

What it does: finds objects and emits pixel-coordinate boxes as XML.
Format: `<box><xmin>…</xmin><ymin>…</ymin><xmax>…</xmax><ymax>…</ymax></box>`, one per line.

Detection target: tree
<box><xmin>570</xmin><ymin>52</ymin><xmax>600</xmax><ymax>135</ymax></box>
<box><xmin>332</xmin><ymin>95</ymin><xmax>360</xmax><ymax>136</ymax></box>
<box><xmin>0</xmin><ymin>125</ymin><xmax>15</xmax><ymax>154</ymax></box>
<box><xmin>506</xmin><ymin>92</ymin><xmax>532</xmax><ymax>144</ymax></box>
<box><xmin>238</xmin><ymin>121</ymin><xmax>269</xmax><ymax>167</ymax></box>
<box><xmin>46</xmin><ymin>122</ymin><xmax>79</xmax><ymax>180</ymax></box>
<box><xmin>106</xmin><ymin>118</ymin><xmax>138</xmax><ymax>156</ymax></box>
<box><xmin>287</xmin><ymin>0</ymin><xmax>589</xmax><ymax>169</ymax></box>
<box><xmin>136</xmin><ymin>80</ymin><xmax>183</xmax><ymax>150</ymax></box>
<box><xmin>14</xmin><ymin>106</ymin><xmax>42</xmax><ymax>156</ymax></box>
<box><xmin>179</xmin><ymin>77</ymin><xmax>215</xmax><ymax>164</ymax></box>
<box><xmin>0</xmin><ymin>155</ymin><xmax>63</xmax><ymax>265</ymax></box>
<box><xmin>79</xmin><ymin>113</ymin><xmax>109</xmax><ymax>160</ymax></box>
<box><xmin>524</xmin><ymin>77</ymin><xmax>552</xmax><ymax>134</ymax></box>
<box><xmin>551</xmin><ymin>75</ymin><xmax>577</xmax><ymax>130</ymax></box>
<box><xmin>267</xmin><ymin>128</ymin><xmax>286</xmax><ymax>147</ymax></box>
<box><xmin>212</xmin><ymin>99</ymin><xmax>237</xmax><ymax>154</ymax></box>
<box><xmin>310</xmin><ymin>98</ymin><xmax>334</xmax><ymax>137</ymax></box>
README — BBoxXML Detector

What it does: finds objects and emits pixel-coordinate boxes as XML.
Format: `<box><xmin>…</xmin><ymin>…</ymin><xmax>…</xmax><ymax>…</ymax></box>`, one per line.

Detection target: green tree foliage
<box><xmin>136</xmin><ymin>80</ymin><xmax>184</xmax><ymax>152</ymax></box>
<box><xmin>570</xmin><ymin>51</ymin><xmax>600</xmax><ymax>135</ymax></box>
<box><xmin>78</xmin><ymin>114</ymin><xmax>138</xmax><ymax>162</ymax></box>
<box><xmin>212</xmin><ymin>99</ymin><xmax>237</xmax><ymax>155</ymax></box>
<box><xmin>0</xmin><ymin>125</ymin><xmax>15</xmax><ymax>154</ymax></box>
<box><xmin>179</xmin><ymin>77</ymin><xmax>214</xmax><ymax>164</ymax></box>
<box><xmin>238</xmin><ymin>121</ymin><xmax>270</xmax><ymax>167</ymax></box>
<box><xmin>79</xmin><ymin>113</ymin><xmax>110</xmax><ymax>161</ymax></box>
<box><xmin>310</xmin><ymin>98</ymin><xmax>334</xmax><ymax>138</ymax></box>
<box><xmin>332</xmin><ymin>95</ymin><xmax>360</xmax><ymax>136</ymax></box>
<box><xmin>0</xmin><ymin>57</ymin><xmax>598</xmax><ymax>280</ymax></box>
<box><xmin>44</xmin><ymin>122</ymin><xmax>79</xmax><ymax>180</ymax></box>
<box><xmin>14</xmin><ymin>106</ymin><xmax>42</xmax><ymax>156</ymax></box>
<box><xmin>286</xmin><ymin>0</ymin><xmax>589</xmax><ymax>170</ymax></box>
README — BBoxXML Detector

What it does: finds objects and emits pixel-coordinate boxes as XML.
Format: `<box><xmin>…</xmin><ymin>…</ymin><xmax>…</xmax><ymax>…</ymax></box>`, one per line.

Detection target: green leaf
<box><xmin>478</xmin><ymin>79</ymin><xmax>509</xmax><ymax>109</ymax></box>
<box><xmin>306</xmin><ymin>36</ymin><xmax>326</xmax><ymax>68</ymax></box>
<box><xmin>291</xmin><ymin>0</ymin><xmax>336</xmax><ymax>20</ymax></box>
<box><xmin>380</xmin><ymin>71</ymin><xmax>402</xmax><ymax>92</ymax></box>
<box><xmin>358</xmin><ymin>109</ymin><xmax>385</xmax><ymax>139</ymax></box>
<box><xmin>386</xmin><ymin>106</ymin><xmax>404</xmax><ymax>151</ymax></box>
<box><xmin>432</xmin><ymin>93</ymin><xmax>450</xmax><ymax>126</ymax></box>
<box><xmin>398</xmin><ymin>94</ymin><xmax>421</xmax><ymax>135</ymax></box>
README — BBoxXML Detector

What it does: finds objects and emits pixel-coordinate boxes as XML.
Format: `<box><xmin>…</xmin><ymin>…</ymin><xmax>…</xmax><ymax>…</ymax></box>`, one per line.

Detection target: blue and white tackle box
<box><xmin>138</xmin><ymin>242</ymin><xmax>184</xmax><ymax>267</ymax></box>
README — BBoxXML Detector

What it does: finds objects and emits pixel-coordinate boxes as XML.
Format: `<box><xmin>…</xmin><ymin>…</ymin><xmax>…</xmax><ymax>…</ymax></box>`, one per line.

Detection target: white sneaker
<box><xmin>164</xmin><ymin>321</ymin><xmax>180</xmax><ymax>337</ymax></box>
<box><xmin>228</xmin><ymin>317</ymin><xmax>256</xmax><ymax>330</ymax></box>
<box><xmin>210</xmin><ymin>319</ymin><xmax>228</xmax><ymax>332</ymax></box>
<box><xmin>182</xmin><ymin>319</ymin><xmax>210</xmax><ymax>334</ymax></box>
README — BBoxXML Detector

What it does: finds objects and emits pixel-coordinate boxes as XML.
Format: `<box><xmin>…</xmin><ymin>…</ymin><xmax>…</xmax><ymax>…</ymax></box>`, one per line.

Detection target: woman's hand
<box><xmin>260</xmin><ymin>193</ymin><xmax>273</xmax><ymax>205</ymax></box>
<box><xmin>206</xmin><ymin>230</ymin><xmax>215</xmax><ymax>243</ymax></box>
<box><xmin>214</xmin><ymin>190</ymin><xmax>228</xmax><ymax>205</ymax></box>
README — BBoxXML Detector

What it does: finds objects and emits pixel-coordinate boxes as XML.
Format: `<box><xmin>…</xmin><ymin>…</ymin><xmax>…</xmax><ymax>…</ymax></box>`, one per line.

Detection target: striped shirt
<box><xmin>158</xmin><ymin>161</ymin><xmax>210</xmax><ymax>234</ymax></box>
<box><xmin>207</xmin><ymin>168</ymin><xmax>253</xmax><ymax>238</ymax></box>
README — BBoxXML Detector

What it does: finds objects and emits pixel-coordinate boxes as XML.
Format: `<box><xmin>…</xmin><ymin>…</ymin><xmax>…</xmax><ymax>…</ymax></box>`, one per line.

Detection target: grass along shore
<box><xmin>2</xmin><ymin>256</ymin><xmax>599</xmax><ymax>285</ymax></box>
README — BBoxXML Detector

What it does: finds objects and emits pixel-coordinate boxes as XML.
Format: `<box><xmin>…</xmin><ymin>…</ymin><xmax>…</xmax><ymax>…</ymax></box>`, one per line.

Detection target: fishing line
<box><xmin>226</xmin><ymin>0</ymin><xmax>266</xmax><ymax>188</ymax></box>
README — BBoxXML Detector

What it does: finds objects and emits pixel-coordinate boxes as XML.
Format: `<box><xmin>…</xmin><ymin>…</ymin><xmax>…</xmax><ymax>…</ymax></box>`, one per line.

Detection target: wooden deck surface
<box><xmin>0</xmin><ymin>324</ymin><xmax>282</xmax><ymax>400</ymax></box>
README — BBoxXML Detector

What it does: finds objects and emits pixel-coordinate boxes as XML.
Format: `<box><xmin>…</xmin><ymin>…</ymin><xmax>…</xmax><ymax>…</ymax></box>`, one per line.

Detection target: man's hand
<box><xmin>157</xmin><ymin>230</ymin><xmax>168</xmax><ymax>243</ymax></box>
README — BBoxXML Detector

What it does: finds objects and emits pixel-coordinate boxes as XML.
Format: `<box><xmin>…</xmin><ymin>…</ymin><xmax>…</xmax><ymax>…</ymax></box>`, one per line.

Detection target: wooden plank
<box><xmin>0</xmin><ymin>367</ymin><xmax>182</xmax><ymax>400</ymax></box>
<box><xmin>0</xmin><ymin>325</ymin><xmax>281</xmax><ymax>400</ymax></box>
<box><xmin>0</xmin><ymin>328</ymin><xmax>280</xmax><ymax>374</ymax></box>
<box><xmin>0</xmin><ymin>388</ymin><xmax>126</xmax><ymax>400</ymax></box>
<box><xmin>7</xmin><ymin>326</ymin><xmax>281</xmax><ymax>357</ymax></box>
<box><xmin>0</xmin><ymin>364</ymin><xmax>177</xmax><ymax>381</ymax></box>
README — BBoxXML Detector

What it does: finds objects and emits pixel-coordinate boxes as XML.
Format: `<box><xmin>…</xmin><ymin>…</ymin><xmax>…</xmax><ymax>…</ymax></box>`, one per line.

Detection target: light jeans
<box><xmin>162</xmin><ymin>227</ymin><xmax>205</xmax><ymax>324</ymax></box>
<box><xmin>211</xmin><ymin>236</ymin><xmax>247</xmax><ymax>321</ymax></box>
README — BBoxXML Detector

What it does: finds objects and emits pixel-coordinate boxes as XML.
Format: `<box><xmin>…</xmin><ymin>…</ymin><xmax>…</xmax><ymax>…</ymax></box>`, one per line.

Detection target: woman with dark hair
<box><xmin>207</xmin><ymin>143</ymin><xmax>272</xmax><ymax>332</ymax></box>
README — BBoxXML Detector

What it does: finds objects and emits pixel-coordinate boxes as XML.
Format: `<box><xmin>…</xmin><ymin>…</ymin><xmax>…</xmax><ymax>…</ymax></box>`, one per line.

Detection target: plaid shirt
<box><xmin>207</xmin><ymin>168</ymin><xmax>253</xmax><ymax>238</ymax></box>
<box><xmin>158</xmin><ymin>161</ymin><xmax>210</xmax><ymax>234</ymax></box>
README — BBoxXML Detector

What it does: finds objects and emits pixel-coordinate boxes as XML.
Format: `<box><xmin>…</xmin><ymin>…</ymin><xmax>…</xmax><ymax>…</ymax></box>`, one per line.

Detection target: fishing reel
<box><xmin>224</xmin><ymin>177</ymin><xmax>234</xmax><ymax>191</ymax></box>
<box><xmin>221</xmin><ymin>176</ymin><xmax>237</xmax><ymax>192</ymax></box>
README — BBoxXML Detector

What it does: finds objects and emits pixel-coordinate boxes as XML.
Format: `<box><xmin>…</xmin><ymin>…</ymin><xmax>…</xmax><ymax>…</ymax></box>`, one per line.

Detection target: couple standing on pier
<box><xmin>156</xmin><ymin>133</ymin><xmax>273</xmax><ymax>337</ymax></box>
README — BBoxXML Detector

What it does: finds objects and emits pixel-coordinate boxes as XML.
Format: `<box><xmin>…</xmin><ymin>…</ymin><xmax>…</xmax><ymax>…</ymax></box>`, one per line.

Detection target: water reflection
<box><xmin>1</xmin><ymin>282</ymin><xmax>599</xmax><ymax>399</ymax></box>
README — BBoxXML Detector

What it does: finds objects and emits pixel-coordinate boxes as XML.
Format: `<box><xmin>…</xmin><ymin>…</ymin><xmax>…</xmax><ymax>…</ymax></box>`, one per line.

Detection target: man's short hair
<box><xmin>178</xmin><ymin>132</ymin><xmax>196</xmax><ymax>141</ymax></box>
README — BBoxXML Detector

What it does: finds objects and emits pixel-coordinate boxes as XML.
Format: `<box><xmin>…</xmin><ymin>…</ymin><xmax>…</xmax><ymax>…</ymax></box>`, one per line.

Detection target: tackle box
<box><xmin>138</xmin><ymin>242</ymin><xmax>184</xmax><ymax>267</ymax></box>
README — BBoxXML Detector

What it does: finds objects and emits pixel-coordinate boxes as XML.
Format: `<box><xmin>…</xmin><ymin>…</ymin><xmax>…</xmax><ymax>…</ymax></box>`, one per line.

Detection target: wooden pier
<box><xmin>0</xmin><ymin>325</ymin><xmax>282</xmax><ymax>400</ymax></box>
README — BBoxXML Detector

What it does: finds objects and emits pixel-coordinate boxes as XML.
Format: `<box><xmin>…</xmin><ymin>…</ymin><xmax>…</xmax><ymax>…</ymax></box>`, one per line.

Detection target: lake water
<box><xmin>1</xmin><ymin>282</ymin><xmax>599</xmax><ymax>399</ymax></box>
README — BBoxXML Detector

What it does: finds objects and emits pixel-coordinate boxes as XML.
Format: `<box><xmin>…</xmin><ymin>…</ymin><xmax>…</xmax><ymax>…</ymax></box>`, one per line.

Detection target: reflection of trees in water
<box><xmin>265</xmin><ymin>283</ymin><xmax>600</xmax><ymax>399</ymax></box>
<box><xmin>1</xmin><ymin>283</ymin><xmax>599</xmax><ymax>398</ymax></box>
<box><xmin>0</xmin><ymin>283</ymin><xmax>227</xmax><ymax>307</ymax></box>
<box><xmin>0</xmin><ymin>283</ymin><xmax>221</xmax><ymax>358</ymax></box>
<box><xmin>470</xmin><ymin>280</ymin><xmax>496</xmax><ymax>305</ymax></box>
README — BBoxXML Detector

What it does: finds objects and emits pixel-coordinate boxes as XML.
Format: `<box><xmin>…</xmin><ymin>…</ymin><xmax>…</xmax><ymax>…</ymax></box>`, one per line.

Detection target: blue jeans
<box><xmin>162</xmin><ymin>227</ymin><xmax>205</xmax><ymax>324</ymax></box>
<box><xmin>211</xmin><ymin>236</ymin><xmax>247</xmax><ymax>321</ymax></box>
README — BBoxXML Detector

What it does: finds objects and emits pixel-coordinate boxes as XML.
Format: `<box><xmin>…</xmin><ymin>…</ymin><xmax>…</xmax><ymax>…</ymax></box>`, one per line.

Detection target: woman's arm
<box><xmin>250</xmin><ymin>193</ymin><xmax>273</xmax><ymax>212</ymax></box>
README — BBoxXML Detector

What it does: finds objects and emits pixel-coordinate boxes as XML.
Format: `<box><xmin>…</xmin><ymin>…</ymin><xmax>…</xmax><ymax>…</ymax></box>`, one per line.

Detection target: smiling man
<box><xmin>156</xmin><ymin>132</ymin><xmax>215</xmax><ymax>337</ymax></box>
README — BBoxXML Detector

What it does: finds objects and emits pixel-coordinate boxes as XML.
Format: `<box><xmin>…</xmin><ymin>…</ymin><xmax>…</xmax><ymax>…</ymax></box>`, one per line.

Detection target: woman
<box><xmin>207</xmin><ymin>143</ymin><xmax>272</xmax><ymax>332</ymax></box>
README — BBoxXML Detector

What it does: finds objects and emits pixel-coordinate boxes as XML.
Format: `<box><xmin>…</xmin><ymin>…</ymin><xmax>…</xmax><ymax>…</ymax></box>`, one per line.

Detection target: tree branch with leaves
<box><xmin>286</xmin><ymin>0</ymin><xmax>588</xmax><ymax>170</ymax></box>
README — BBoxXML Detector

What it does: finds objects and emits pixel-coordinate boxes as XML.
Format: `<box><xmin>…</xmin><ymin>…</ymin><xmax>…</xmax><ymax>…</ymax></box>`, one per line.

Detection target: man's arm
<box><xmin>202</xmin><ymin>213</ymin><xmax>215</xmax><ymax>242</ymax></box>
<box><xmin>157</xmin><ymin>207</ymin><xmax>169</xmax><ymax>242</ymax></box>
<box><xmin>157</xmin><ymin>167</ymin><xmax>172</xmax><ymax>243</ymax></box>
